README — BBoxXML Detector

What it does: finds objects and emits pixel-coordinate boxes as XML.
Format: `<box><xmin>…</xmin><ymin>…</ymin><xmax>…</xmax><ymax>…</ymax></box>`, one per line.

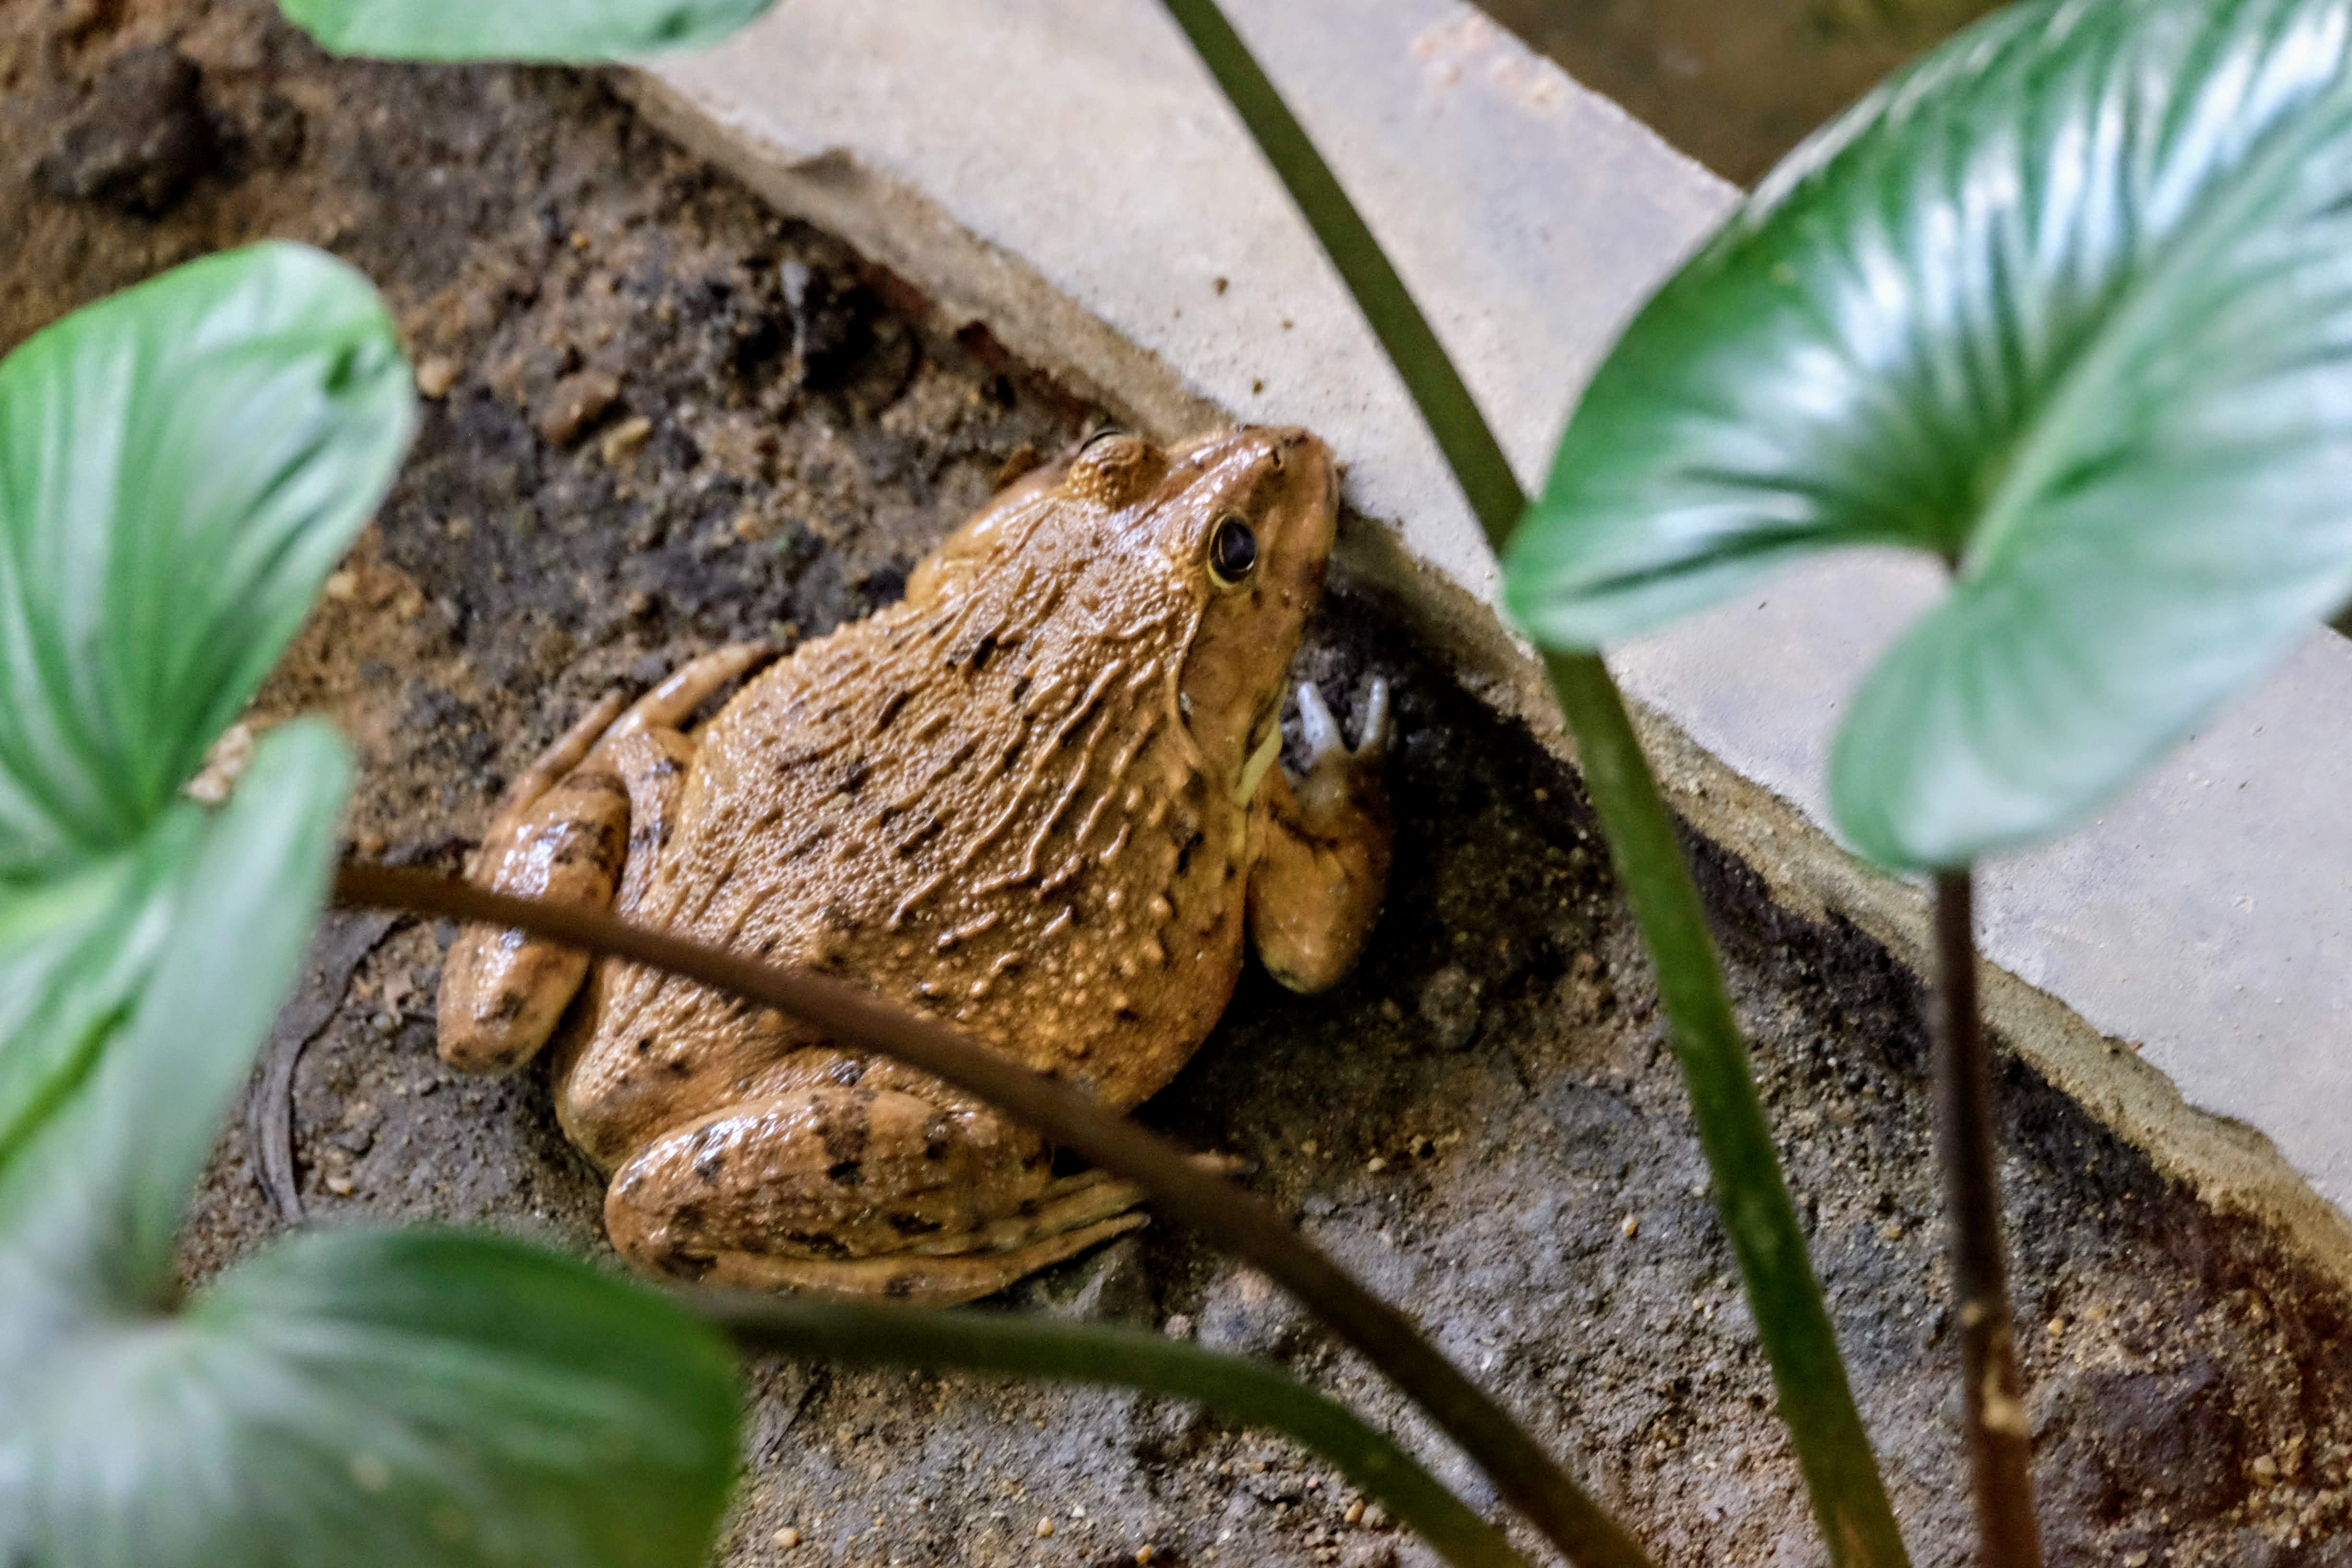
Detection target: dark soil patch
<box><xmin>5</xmin><ymin>3</ymin><xmax>2349</xmax><ymax>1565</ymax></box>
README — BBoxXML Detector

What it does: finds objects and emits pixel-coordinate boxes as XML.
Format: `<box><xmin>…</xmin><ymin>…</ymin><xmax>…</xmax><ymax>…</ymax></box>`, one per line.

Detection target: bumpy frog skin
<box><xmin>436</xmin><ymin>426</ymin><xmax>1391</xmax><ymax>1303</ymax></box>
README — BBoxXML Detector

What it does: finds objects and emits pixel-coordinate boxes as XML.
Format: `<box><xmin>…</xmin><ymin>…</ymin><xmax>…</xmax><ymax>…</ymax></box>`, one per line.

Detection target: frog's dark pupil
<box><xmin>1210</xmin><ymin>516</ymin><xmax>1258</xmax><ymax>582</ymax></box>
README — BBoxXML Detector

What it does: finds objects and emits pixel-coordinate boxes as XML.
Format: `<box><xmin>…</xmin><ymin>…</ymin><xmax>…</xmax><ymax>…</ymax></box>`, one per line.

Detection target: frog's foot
<box><xmin>601</xmin><ymin>1088</ymin><xmax>1151</xmax><ymax>1305</ymax></box>
<box><xmin>1246</xmin><ymin>678</ymin><xmax>1395</xmax><ymax>994</ymax></box>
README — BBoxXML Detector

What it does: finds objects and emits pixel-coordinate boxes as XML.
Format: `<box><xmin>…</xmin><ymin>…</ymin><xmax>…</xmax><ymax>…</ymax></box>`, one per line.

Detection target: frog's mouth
<box><xmin>1235</xmin><ymin>710</ymin><xmax>1283</xmax><ymax>806</ymax></box>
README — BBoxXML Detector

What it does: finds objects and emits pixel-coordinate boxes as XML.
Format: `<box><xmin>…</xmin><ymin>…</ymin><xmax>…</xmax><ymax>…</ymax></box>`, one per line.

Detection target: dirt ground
<box><xmin>6</xmin><ymin>3</ymin><xmax>2352</xmax><ymax>1565</ymax></box>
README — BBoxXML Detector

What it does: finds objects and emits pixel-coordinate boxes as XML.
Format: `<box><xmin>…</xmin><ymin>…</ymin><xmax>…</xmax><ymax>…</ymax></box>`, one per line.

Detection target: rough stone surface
<box><xmin>633</xmin><ymin>0</ymin><xmax>2352</xmax><ymax>1260</ymax></box>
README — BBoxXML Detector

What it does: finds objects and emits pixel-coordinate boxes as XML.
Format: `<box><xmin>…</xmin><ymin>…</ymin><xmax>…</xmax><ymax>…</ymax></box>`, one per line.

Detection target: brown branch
<box><xmin>1933</xmin><ymin>871</ymin><xmax>2043</xmax><ymax>1568</ymax></box>
<box><xmin>334</xmin><ymin>861</ymin><xmax>1656</xmax><ymax>1568</ymax></box>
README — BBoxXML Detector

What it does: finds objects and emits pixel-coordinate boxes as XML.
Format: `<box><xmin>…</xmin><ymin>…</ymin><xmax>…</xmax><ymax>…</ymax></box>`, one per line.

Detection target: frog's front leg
<box><xmin>435</xmin><ymin>643</ymin><xmax>773</xmax><ymax>1071</ymax></box>
<box><xmin>602</xmin><ymin>1086</ymin><xmax>1146</xmax><ymax>1303</ymax></box>
<box><xmin>1246</xmin><ymin>679</ymin><xmax>1393</xmax><ymax>994</ymax></box>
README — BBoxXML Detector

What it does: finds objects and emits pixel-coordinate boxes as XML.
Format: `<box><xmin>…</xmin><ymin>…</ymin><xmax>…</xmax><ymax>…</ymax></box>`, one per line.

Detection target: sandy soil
<box><xmin>4</xmin><ymin>3</ymin><xmax>2350</xmax><ymax>1565</ymax></box>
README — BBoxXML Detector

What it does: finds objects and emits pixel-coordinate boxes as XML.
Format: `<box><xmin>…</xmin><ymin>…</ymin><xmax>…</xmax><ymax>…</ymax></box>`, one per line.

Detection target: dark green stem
<box><xmin>1156</xmin><ymin>3</ymin><xmax>1908</xmax><ymax>1563</ymax></box>
<box><xmin>701</xmin><ymin>1296</ymin><xmax>1531</xmax><ymax>1568</ymax></box>
<box><xmin>334</xmin><ymin>864</ymin><xmax>1657</xmax><ymax>1568</ymax></box>
<box><xmin>1932</xmin><ymin>872</ymin><xmax>2043</xmax><ymax>1568</ymax></box>
<box><xmin>1550</xmin><ymin>653</ymin><xmax>1908</xmax><ymax>1568</ymax></box>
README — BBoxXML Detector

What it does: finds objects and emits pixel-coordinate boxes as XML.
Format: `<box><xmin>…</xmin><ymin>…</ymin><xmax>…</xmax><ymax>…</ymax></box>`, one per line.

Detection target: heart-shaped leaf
<box><xmin>1504</xmin><ymin>0</ymin><xmax>2352</xmax><ymax>869</ymax></box>
<box><xmin>0</xmin><ymin>242</ymin><xmax>412</xmax><ymax>879</ymax></box>
<box><xmin>277</xmin><ymin>0</ymin><xmax>781</xmax><ymax>60</ymax></box>
<box><xmin>0</xmin><ymin>723</ymin><xmax>741</xmax><ymax>1568</ymax></box>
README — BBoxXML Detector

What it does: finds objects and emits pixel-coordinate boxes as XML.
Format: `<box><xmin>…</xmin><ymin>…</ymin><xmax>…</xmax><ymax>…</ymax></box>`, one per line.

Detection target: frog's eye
<box><xmin>1208</xmin><ymin>513</ymin><xmax>1258</xmax><ymax>587</ymax></box>
<box><xmin>1079</xmin><ymin>426</ymin><xmax>1130</xmax><ymax>452</ymax></box>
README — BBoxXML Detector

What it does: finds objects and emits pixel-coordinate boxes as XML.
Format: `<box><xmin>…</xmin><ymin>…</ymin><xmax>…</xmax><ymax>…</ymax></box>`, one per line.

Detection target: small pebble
<box><xmin>324</xmin><ymin>1174</ymin><xmax>355</xmax><ymax>1197</ymax></box>
<box><xmin>415</xmin><ymin>355</ymin><xmax>460</xmax><ymax>399</ymax></box>
<box><xmin>1134</xmin><ymin>1548</ymin><xmax>1155</xmax><ymax>1566</ymax></box>
<box><xmin>1344</xmin><ymin>1498</ymin><xmax>1365</xmax><ymax>1525</ymax></box>
<box><xmin>600</xmin><ymin>414</ymin><xmax>654</xmax><ymax>467</ymax></box>
<box><xmin>1365</xmin><ymin>1156</ymin><xmax>1387</xmax><ymax>1174</ymax></box>
<box><xmin>537</xmin><ymin>369</ymin><xmax>620</xmax><ymax>447</ymax></box>
<box><xmin>1036</xmin><ymin>1517</ymin><xmax>1055</xmax><ymax>1538</ymax></box>
<box><xmin>1621</xmin><ymin>1215</ymin><xmax>1640</xmax><ymax>1238</ymax></box>
<box><xmin>769</xmin><ymin>1527</ymin><xmax>799</xmax><ymax>1550</ymax></box>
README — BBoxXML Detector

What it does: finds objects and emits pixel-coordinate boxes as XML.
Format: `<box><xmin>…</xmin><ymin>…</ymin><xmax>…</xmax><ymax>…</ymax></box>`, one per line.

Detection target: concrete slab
<box><xmin>623</xmin><ymin>0</ymin><xmax>2352</xmax><ymax>1274</ymax></box>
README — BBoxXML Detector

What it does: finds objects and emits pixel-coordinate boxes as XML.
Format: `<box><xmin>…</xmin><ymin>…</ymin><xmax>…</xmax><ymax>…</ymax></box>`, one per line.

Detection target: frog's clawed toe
<box><xmin>1295</xmin><ymin>675</ymin><xmax>1390</xmax><ymax>769</ymax></box>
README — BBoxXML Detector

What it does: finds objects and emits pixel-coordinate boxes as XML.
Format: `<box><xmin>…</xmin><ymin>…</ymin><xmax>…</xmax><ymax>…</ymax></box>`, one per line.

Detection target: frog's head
<box><xmin>1076</xmin><ymin>425</ymin><xmax>1340</xmax><ymax>798</ymax></box>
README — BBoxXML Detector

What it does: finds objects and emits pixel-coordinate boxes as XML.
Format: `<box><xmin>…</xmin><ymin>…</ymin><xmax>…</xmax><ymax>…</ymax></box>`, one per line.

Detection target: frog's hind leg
<box><xmin>435</xmin><ymin>641</ymin><xmax>775</xmax><ymax>1073</ymax></box>
<box><xmin>601</xmin><ymin>1087</ymin><xmax>1149</xmax><ymax>1305</ymax></box>
<box><xmin>438</xmin><ymin>697</ymin><xmax>636</xmax><ymax>1072</ymax></box>
<box><xmin>711</xmin><ymin>1209</ymin><xmax>1147</xmax><ymax>1303</ymax></box>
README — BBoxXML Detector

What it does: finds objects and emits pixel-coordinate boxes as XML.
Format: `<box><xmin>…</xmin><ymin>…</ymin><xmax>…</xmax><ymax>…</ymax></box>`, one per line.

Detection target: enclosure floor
<box><xmin>5</xmin><ymin>4</ymin><xmax>2348</xmax><ymax>1564</ymax></box>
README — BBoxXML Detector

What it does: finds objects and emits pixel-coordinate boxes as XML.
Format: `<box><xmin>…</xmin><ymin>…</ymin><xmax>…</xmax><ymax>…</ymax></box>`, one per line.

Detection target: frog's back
<box><xmin>588</xmin><ymin>488</ymin><xmax>1246</xmax><ymax>1112</ymax></box>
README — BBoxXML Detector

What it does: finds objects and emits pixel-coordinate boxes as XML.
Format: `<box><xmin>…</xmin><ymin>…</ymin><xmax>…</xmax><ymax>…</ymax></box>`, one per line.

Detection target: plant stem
<box><xmin>702</xmin><ymin>1296</ymin><xmax>1532</xmax><ymax>1568</ymax></box>
<box><xmin>1157</xmin><ymin>3</ymin><xmax>1907</xmax><ymax>1562</ymax></box>
<box><xmin>1932</xmin><ymin>872</ymin><xmax>2043</xmax><ymax>1568</ymax></box>
<box><xmin>1549</xmin><ymin>655</ymin><xmax>1908</xmax><ymax>1568</ymax></box>
<box><xmin>335</xmin><ymin>863</ymin><xmax>1655</xmax><ymax>1568</ymax></box>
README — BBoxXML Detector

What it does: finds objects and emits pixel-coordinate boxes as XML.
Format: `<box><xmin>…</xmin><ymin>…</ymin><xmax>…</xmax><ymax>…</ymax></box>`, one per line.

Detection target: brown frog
<box><xmin>436</xmin><ymin>426</ymin><xmax>1390</xmax><ymax>1302</ymax></box>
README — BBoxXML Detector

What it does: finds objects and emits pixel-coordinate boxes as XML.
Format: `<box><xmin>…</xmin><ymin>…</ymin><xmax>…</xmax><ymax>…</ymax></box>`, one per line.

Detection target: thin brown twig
<box><xmin>334</xmin><ymin>861</ymin><xmax>1657</xmax><ymax>1568</ymax></box>
<box><xmin>1933</xmin><ymin>870</ymin><xmax>2043</xmax><ymax>1568</ymax></box>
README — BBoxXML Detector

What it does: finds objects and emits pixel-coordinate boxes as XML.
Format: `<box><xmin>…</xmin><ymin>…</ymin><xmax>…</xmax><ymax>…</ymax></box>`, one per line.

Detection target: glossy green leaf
<box><xmin>1505</xmin><ymin>0</ymin><xmax>2352</xmax><ymax>869</ymax></box>
<box><xmin>0</xmin><ymin>243</ymin><xmax>412</xmax><ymax>878</ymax></box>
<box><xmin>278</xmin><ymin>0</ymin><xmax>780</xmax><ymax>60</ymax></box>
<box><xmin>0</xmin><ymin>725</ymin><xmax>741</xmax><ymax>1568</ymax></box>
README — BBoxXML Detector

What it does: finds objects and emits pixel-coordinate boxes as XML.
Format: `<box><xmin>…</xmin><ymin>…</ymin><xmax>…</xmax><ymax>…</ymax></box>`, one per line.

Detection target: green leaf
<box><xmin>0</xmin><ymin>243</ymin><xmax>413</xmax><ymax>878</ymax></box>
<box><xmin>2</xmin><ymin>1229</ymin><xmax>739</xmax><ymax>1568</ymax></box>
<box><xmin>1504</xmin><ymin>0</ymin><xmax>2352</xmax><ymax>869</ymax></box>
<box><xmin>0</xmin><ymin>721</ymin><xmax>351</xmax><ymax>1312</ymax></box>
<box><xmin>0</xmin><ymin>726</ymin><xmax>740</xmax><ymax>1568</ymax></box>
<box><xmin>0</xmin><ymin>809</ymin><xmax>197</xmax><ymax>1174</ymax></box>
<box><xmin>277</xmin><ymin>0</ymin><xmax>781</xmax><ymax>60</ymax></box>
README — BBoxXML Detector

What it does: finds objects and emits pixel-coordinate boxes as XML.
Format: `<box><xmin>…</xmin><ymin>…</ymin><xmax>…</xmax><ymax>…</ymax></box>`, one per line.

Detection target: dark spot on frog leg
<box><xmin>484</xmin><ymin>989</ymin><xmax>528</xmax><ymax>1024</ymax></box>
<box><xmin>818</xmin><ymin>1089</ymin><xmax>874</xmax><ymax>1167</ymax></box>
<box><xmin>887</xmin><ymin>1212</ymin><xmax>944</xmax><ymax>1236</ymax></box>
<box><xmin>783</xmin><ymin>1230</ymin><xmax>851</xmax><ymax>1260</ymax></box>
<box><xmin>922</xmin><ymin>1113</ymin><xmax>952</xmax><ymax>1161</ymax></box>
<box><xmin>827</xmin><ymin>1159</ymin><xmax>864</xmax><ymax>1186</ymax></box>
<box><xmin>885</xmin><ymin>1273</ymin><xmax>919</xmax><ymax>1299</ymax></box>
